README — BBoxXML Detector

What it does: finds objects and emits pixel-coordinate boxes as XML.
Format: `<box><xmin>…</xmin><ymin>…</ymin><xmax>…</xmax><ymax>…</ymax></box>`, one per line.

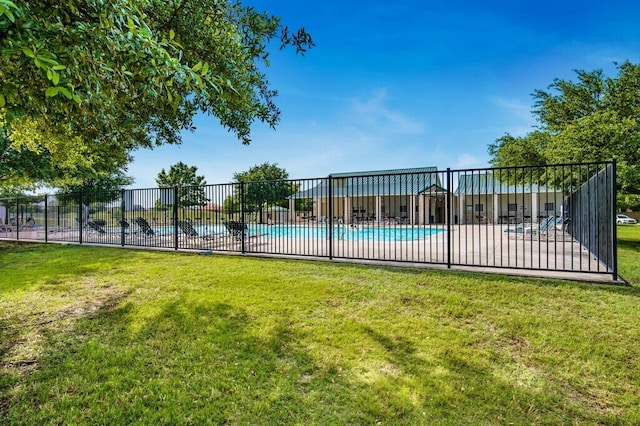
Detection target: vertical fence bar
<box><xmin>120</xmin><ymin>189</ymin><xmax>126</xmax><ymax>247</ymax></box>
<box><xmin>240</xmin><ymin>181</ymin><xmax>246</xmax><ymax>254</ymax></box>
<box><xmin>612</xmin><ymin>160</ymin><xmax>618</xmax><ymax>280</ymax></box>
<box><xmin>446</xmin><ymin>168</ymin><xmax>451</xmax><ymax>269</ymax></box>
<box><xmin>328</xmin><ymin>176</ymin><xmax>333</xmax><ymax>260</ymax></box>
<box><xmin>44</xmin><ymin>194</ymin><xmax>48</xmax><ymax>243</ymax></box>
<box><xmin>78</xmin><ymin>193</ymin><xmax>83</xmax><ymax>245</ymax></box>
<box><xmin>15</xmin><ymin>197</ymin><xmax>19</xmax><ymax>241</ymax></box>
<box><xmin>173</xmin><ymin>186</ymin><xmax>179</xmax><ymax>250</ymax></box>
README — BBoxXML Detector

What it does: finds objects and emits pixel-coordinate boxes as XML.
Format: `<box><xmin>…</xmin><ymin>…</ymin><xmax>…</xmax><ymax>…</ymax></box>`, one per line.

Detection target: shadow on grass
<box><xmin>0</xmin><ymin>243</ymin><xmax>143</xmax><ymax>294</ymax></box>
<box><xmin>2</xmin><ymin>288</ymin><xmax>629</xmax><ymax>424</ymax></box>
<box><xmin>617</xmin><ymin>237</ymin><xmax>640</xmax><ymax>254</ymax></box>
<box><xmin>359</xmin><ymin>323</ymin><xmax>601</xmax><ymax>423</ymax></box>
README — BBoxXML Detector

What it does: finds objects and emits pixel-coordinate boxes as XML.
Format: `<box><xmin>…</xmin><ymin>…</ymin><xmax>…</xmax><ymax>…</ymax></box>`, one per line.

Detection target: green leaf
<box><xmin>201</xmin><ymin>62</ymin><xmax>209</xmax><ymax>76</ymax></box>
<box><xmin>52</xmin><ymin>71</ymin><xmax>60</xmax><ymax>86</ymax></box>
<box><xmin>169</xmin><ymin>29</ymin><xmax>175</xmax><ymax>40</ymax></box>
<box><xmin>192</xmin><ymin>62</ymin><xmax>202</xmax><ymax>73</ymax></box>
<box><xmin>21</xmin><ymin>47</ymin><xmax>35</xmax><ymax>58</ymax></box>
<box><xmin>36</xmin><ymin>55</ymin><xmax>57</xmax><ymax>65</ymax></box>
<box><xmin>4</xmin><ymin>9</ymin><xmax>14</xmax><ymax>23</ymax></box>
<box><xmin>45</xmin><ymin>87</ymin><xmax>59</xmax><ymax>97</ymax></box>
<box><xmin>0</xmin><ymin>93</ymin><xmax>5</xmax><ymax>108</ymax></box>
<box><xmin>58</xmin><ymin>86</ymin><xmax>72</xmax><ymax>100</ymax></box>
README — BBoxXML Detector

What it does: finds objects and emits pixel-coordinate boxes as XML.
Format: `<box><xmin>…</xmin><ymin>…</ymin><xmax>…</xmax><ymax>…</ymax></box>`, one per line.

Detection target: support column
<box><xmin>409</xmin><ymin>196</ymin><xmax>416</xmax><ymax>225</ymax></box>
<box><xmin>531</xmin><ymin>192</ymin><xmax>539</xmax><ymax>224</ymax></box>
<box><xmin>493</xmin><ymin>194</ymin><xmax>500</xmax><ymax>224</ymax></box>
<box><xmin>418</xmin><ymin>195</ymin><xmax>425</xmax><ymax>224</ymax></box>
<box><xmin>376</xmin><ymin>196</ymin><xmax>382</xmax><ymax>223</ymax></box>
<box><xmin>458</xmin><ymin>195</ymin><xmax>466</xmax><ymax>224</ymax></box>
<box><xmin>343</xmin><ymin>197</ymin><xmax>350</xmax><ymax>224</ymax></box>
<box><xmin>288</xmin><ymin>198</ymin><xmax>296</xmax><ymax>223</ymax></box>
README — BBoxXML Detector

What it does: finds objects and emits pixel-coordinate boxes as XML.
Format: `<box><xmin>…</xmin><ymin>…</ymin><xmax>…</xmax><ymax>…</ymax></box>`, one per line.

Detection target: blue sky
<box><xmin>129</xmin><ymin>0</ymin><xmax>640</xmax><ymax>188</ymax></box>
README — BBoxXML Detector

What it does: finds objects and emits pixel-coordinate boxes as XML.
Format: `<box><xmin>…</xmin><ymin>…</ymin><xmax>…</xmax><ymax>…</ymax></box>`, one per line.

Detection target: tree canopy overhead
<box><xmin>488</xmin><ymin>61</ymin><xmax>640</xmax><ymax>193</ymax></box>
<box><xmin>0</xmin><ymin>0</ymin><xmax>313</xmax><ymax>188</ymax></box>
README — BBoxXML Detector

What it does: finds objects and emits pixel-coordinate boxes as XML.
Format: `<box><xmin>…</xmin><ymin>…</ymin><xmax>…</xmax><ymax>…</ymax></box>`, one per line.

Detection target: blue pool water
<box><xmin>162</xmin><ymin>224</ymin><xmax>444</xmax><ymax>241</ymax></box>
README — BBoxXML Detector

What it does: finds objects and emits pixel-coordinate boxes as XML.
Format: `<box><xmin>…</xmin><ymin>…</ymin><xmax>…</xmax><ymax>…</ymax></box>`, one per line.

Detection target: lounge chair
<box><xmin>222</xmin><ymin>219</ymin><xmax>259</xmax><ymax>240</ymax></box>
<box><xmin>177</xmin><ymin>220</ymin><xmax>226</xmax><ymax>240</ymax></box>
<box><xmin>505</xmin><ymin>216</ymin><xmax>552</xmax><ymax>234</ymax></box>
<box><xmin>538</xmin><ymin>216</ymin><xmax>564</xmax><ymax>234</ymax></box>
<box><xmin>135</xmin><ymin>217</ymin><xmax>156</xmax><ymax>236</ymax></box>
<box><xmin>1</xmin><ymin>219</ymin><xmax>20</xmax><ymax>232</ymax></box>
<box><xmin>506</xmin><ymin>216</ymin><xmax>566</xmax><ymax>240</ymax></box>
<box><xmin>22</xmin><ymin>217</ymin><xmax>40</xmax><ymax>229</ymax></box>
<box><xmin>87</xmin><ymin>220</ymin><xmax>107</xmax><ymax>234</ymax></box>
<box><xmin>116</xmin><ymin>219</ymin><xmax>138</xmax><ymax>234</ymax></box>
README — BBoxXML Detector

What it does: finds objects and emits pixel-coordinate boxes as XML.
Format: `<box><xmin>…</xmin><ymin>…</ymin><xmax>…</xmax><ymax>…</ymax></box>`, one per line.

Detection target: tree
<box><xmin>488</xmin><ymin>61</ymin><xmax>640</xmax><ymax>193</ymax></box>
<box><xmin>0</xmin><ymin>0</ymin><xmax>313</xmax><ymax>188</ymax></box>
<box><xmin>156</xmin><ymin>161</ymin><xmax>208</xmax><ymax>207</ymax></box>
<box><xmin>58</xmin><ymin>170</ymin><xmax>134</xmax><ymax>205</ymax></box>
<box><xmin>233</xmin><ymin>162</ymin><xmax>292</xmax><ymax>221</ymax></box>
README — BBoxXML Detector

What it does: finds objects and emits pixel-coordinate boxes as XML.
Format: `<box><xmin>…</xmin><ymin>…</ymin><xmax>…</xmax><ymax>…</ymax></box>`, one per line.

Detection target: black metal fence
<box><xmin>0</xmin><ymin>162</ymin><xmax>617</xmax><ymax>280</ymax></box>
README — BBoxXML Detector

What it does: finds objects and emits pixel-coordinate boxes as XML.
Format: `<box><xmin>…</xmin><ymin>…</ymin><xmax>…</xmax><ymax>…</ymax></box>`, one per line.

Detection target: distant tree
<box><xmin>295</xmin><ymin>197</ymin><xmax>314</xmax><ymax>212</ymax></box>
<box><xmin>223</xmin><ymin>194</ymin><xmax>242</xmax><ymax>215</ymax></box>
<box><xmin>233</xmin><ymin>162</ymin><xmax>292</xmax><ymax>221</ymax></box>
<box><xmin>617</xmin><ymin>194</ymin><xmax>640</xmax><ymax>211</ymax></box>
<box><xmin>58</xmin><ymin>170</ymin><xmax>134</xmax><ymax>205</ymax></box>
<box><xmin>488</xmin><ymin>61</ymin><xmax>640</xmax><ymax>194</ymax></box>
<box><xmin>156</xmin><ymin>162</ymin><xmax>209</xmax><ymax>207</ymax></box>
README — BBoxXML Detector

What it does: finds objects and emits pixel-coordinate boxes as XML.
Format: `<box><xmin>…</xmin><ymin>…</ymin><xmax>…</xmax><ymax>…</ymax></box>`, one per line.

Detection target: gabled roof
<box><xmin>329</xmin><ymin>166</ymin><xmax>437</xmax><ymax>178</ymax></box>
<box><xmin>455</xmin><ymin>173</ymin><xmax>558</xmax><ymax>195</ymax></box>
<box><xmin>419</xmin><ymin>184</ymin><xmax>448</xmax><ymax>195</ymax></box>
<box><xmin>290</xmin><ymin>167</ymin><xmax>440</xmax><ymax>198</ymax></box>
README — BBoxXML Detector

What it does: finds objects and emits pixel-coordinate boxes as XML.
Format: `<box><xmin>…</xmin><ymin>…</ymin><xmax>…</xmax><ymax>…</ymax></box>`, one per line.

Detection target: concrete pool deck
<box><xmin>1</xmin><ymin>224</ymin><xmax>619</xmax><ymax>284</ymax></box>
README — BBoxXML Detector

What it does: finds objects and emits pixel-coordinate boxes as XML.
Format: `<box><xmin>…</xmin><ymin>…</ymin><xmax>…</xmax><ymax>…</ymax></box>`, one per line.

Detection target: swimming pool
<box><xmin>163</xmin><ymin>224</ymin><xmax>445</xmax><ymax>241</ymax></box>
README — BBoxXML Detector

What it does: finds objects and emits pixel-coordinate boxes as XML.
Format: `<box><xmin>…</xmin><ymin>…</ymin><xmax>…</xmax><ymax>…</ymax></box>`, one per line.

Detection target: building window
<box><xmin>508</xmin><ymin>203</ymin><xmax>518</xmax><ymax>212</ymax></box>
<box><xmin>400</xmin><ymin>205</ymin><xmax>408</xmax><ymax>213</ymax></box>
<box><xmin>544</xmin><ymin>202</ymin><xmax>555</xmax><ymax>211</ymax></box>
<box><xmin>475</xmin><ymin>204</ymin><xmax>484</xmax><ymax>212</ymax></box>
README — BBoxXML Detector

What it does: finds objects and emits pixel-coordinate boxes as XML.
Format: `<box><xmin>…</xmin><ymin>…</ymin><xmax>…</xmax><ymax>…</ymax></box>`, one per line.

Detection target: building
<box><xmin>454</xmin><ymin>173</ymin><xmax>564</xmax><ymax>224</ymax></box>
<box><xmin>288</xmin><ymin>167</ymin><xmax>446</xmax><ymax>224</ymax></box>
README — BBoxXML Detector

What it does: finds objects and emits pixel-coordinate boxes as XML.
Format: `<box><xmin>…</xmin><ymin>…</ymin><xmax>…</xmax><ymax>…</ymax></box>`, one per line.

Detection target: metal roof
<box><xmin>329</xmin><ymin>166</ymin><xmax>438</xmax><ymax>178</ymax></box>
<box><xmin>290</xmin><ymin>167</ymin><xmax>441</xmax><ymax>198</ymax></box>
<box><xmin>455</xmin><ymin>173</ymin><xmax>558</xmax><ymax>195</ymax></box>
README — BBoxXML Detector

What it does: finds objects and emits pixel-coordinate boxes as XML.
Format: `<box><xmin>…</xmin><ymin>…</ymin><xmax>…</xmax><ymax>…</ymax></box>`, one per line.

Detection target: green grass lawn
<box><xmin>1</xmin><ymin>226</ymin><xmax>640</xmax><ymax>424</ymax></box>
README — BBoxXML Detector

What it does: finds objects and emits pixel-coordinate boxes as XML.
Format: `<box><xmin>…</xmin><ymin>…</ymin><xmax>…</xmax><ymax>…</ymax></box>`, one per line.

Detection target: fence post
<box><xmin>44</xmin><ymin>194</ymin><xmax>48</xmax><ymax>243</ymax></box>
<box><xmin>15</xmin><ymin>196</ymin><xmax>19</xmax><ymax>241</ymax></box>
<box><xmin>78</xmin><ymin>193</ymin><xmax>83</xmax><ymax>245</ymax></box>
<box><xmin>611</xmin><ymin>159</ymin><xmax>618</xmax><ymax>281</ymax></box>
<box><xmin>241</xmin><ymin>181</ymin><xmax>246</xmax><ymax>254</ymax></box>
<box><xmin>173</xmin><ymin>186</ymin><xmax>179</xmax><ymax>250</ymax></box>
<box><xmin>328</xmin><ymin>176</ymin><xmax>333</xmax><ymax>260</ymax></box>
<box><xmin>120</xmin><ymin>189</ymin><xmax>126</xmax><ymax>247</ymax></box>
<box><xmin>446</xmin><ymin>168</ymin><xmax>452</xmax><ymax>269</ymax></box>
